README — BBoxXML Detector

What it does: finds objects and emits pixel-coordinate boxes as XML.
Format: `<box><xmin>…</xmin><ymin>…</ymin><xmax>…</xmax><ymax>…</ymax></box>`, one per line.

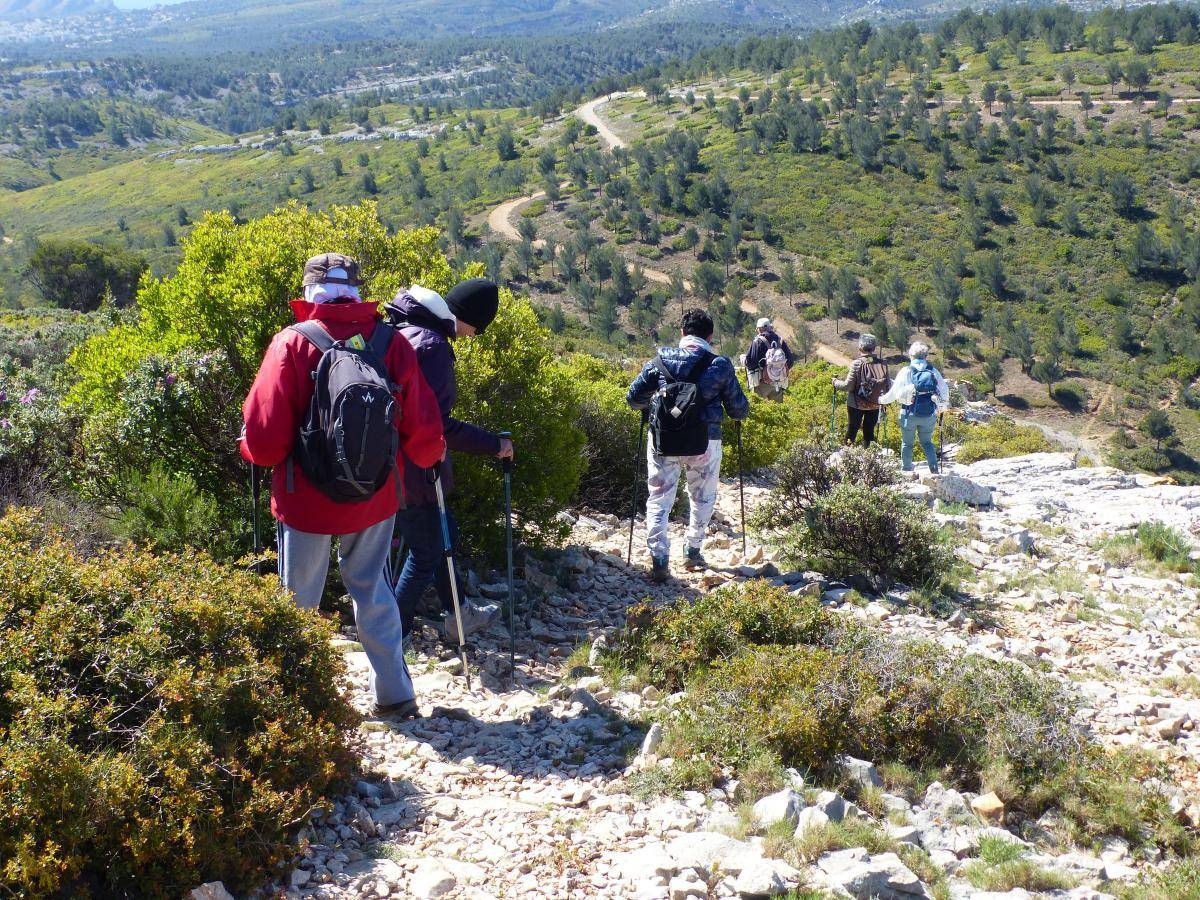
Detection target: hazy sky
<box><xmin>114</xmin><ymin>0</ymin><xmax>193</xmax><ymax>8</ymax></box>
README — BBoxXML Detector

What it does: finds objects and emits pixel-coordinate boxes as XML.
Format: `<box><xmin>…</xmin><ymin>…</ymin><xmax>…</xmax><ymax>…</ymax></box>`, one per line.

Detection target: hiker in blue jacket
<box><xmin>626</xmin><ymin>308</ymin><xmax>750</xmax><ymax>583</ymax></box>
<box><xmin>881</xmin><ymin>341</ymin><xmax>950</xmax><ymax>475</ymax></box>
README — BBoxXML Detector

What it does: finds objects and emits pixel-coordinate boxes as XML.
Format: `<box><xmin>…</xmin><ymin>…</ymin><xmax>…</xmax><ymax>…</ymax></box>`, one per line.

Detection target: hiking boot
<box><xmin>439</xmin><ymin>601</ymin><xmax>500</xmax><ymax>642</ymax></box>
<box><xmin>650</xmin><ymin>556</ymin><xmax>670</xmax><ymax>584</ymax></box>
<box><xmin>370</xmin><ymin>698</ymin><xmax>421</xmax><ymax>720</ymax></box>
<box><xmin>684</xmin><ymin>546</ymin><xmax>708</xmax><ymax>572</ymax></box>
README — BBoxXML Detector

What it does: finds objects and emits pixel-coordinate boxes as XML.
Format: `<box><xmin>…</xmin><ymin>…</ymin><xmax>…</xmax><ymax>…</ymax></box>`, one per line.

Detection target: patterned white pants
<box><xmin>645</xmin><ymin>439</ymin><xmax>723</xmax><ymax>559</ymax></box>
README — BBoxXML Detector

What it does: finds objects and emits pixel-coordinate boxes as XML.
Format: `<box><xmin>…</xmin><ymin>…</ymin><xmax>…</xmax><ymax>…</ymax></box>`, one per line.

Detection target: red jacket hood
<box><xmin>289</xmin><ymin>297</ymin><xmax>381</xmax><ymax>325</ymax></box>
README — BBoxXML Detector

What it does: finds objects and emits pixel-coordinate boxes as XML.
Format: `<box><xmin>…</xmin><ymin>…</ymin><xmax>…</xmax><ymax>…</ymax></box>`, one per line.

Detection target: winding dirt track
<box><xmin>575</xmin><ymin>92</ymin><xmax>640</xmax><ymax>151</ymax></box>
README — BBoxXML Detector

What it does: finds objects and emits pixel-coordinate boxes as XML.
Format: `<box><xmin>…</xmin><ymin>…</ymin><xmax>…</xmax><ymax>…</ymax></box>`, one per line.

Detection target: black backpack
<box><xmin>286</xmin><ymin>320</ymin><xmax>401</xmax><ymax>504</ymax></box>
<box><xmin>649</xmin><ymin>351</ymin><xmax>715</xmax><ymax>457</ymax></box>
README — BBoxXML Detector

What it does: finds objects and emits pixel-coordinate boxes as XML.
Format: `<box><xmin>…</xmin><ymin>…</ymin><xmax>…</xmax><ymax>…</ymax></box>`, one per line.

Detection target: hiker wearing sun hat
<box><xmin>384</xmin><ymin>278</ymin><xmax>511</xmax><ymax>644</ymax></box>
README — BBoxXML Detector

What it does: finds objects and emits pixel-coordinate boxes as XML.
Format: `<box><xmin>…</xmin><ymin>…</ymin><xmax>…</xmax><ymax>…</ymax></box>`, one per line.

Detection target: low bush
<box><xmin>963</xmin><ymin>858</ymin><xmax>1074</xmax><ymax>893</ymax></box>
<box><xmin>752</xmin><ymin>443</ymin><xmax>952</xmax><ymax>591</ymax></box>
<box><xmin>0</xmin><ymin>508</ymin><xmax>357</xmax><ymax>898</ymax></box>
<box><xmin>793</xmin><ymin>483</ymin><xmax>954</xmax><ymax>590</ymax></box>
<box><xmin>608</xmin><ymin>581</ymin><xmax>1192</xmax><ymax>853</ymax></box>
<box><xmin>615</xmin><ymin>579</ymin><xmax>839</xmax><ymax>691</ymax></box>
<box><xmin>948</xmin><ymin>415</ymin><xmax>1054</xmax><ymax>464</ymax></box>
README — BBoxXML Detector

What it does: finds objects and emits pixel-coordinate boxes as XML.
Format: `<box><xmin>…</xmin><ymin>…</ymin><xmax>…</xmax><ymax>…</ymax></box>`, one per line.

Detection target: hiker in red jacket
<box><xmin>241</xmin><ymin>253</ymin><xmax>445</xmax><ymax>720</ymax></box>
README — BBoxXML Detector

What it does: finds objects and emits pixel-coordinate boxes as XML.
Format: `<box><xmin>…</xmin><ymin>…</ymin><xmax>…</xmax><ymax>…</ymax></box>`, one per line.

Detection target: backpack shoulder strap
<box><xmin>290</xmin><ymin>320</ymin><xmax>335</xmax><ymax>354</ymax></box>
<box><xmin>367</xmin><ymin>321</ymin><xmax>394</xmax><ymax>359</ymax></box>
<box><xmin>651</xmin><ymin>354</ymin><xmax>677</xmax><ymax>384</ymax></box>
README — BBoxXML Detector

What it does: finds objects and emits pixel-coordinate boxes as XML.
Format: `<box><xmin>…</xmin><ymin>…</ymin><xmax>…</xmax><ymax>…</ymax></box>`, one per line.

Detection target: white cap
<box><xmin>405</xmin><ymin>284</ymin><xmax>457</xmax><ymax>324</ymax></box>
<box><xmin>756</xmin><ymin>317</ymin><xmax>772</xmax><ymax>329</ymax></box>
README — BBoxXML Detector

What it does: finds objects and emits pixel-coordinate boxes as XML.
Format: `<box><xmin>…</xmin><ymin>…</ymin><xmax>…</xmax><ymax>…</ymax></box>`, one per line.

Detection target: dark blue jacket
<box><xmin>626</xmin><ymin>338</ymin><xmax>750</xmax><ymax>440</ymax></box>
<box><xmin>386</xmin><ymin>291</ymin><xmax>501</xmax><ymax>507</ymax></box>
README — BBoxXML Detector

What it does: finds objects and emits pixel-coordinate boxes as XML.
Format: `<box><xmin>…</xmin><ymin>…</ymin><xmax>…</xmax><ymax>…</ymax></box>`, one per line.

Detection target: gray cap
<box><xmin>859</xmin><ymin>333</ymin><xmax>878</xmax><ymax>351</ymax></box>
<box><xmin>302</xmin><ymin>253</ymin><xmax>363</xmax><ymax>287</ymax></box>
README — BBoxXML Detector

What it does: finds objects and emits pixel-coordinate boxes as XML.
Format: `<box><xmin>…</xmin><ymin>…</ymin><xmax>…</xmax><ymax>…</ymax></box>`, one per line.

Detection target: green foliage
<box><xmin>753</xmin><ymin>442</ymin><xmax>951</xmax><ymax>590</ymax></box>
<box><xmin>1119</xmin><ymin>857</ymin><xmax>1200</xmax><ymax>899</ymax></box>
<box><xmin>562</xmin><ymin>354</ymin><xmax>641</xmax><ymax>516</ymax></box>
<box><xmin>948</xmin><ymin>416</ymin><xmax>1054</xmax><ymax>465</ymax></box>
<box><xmin>27</xmin><ymin>238</ymin><xmax>147</xmax><ymax>312</ymax></box>
<box><xmin>1104</xmin><ymin>521</ymin><xmax>1200</xmax><ymax>574</ymax></box>
<box><xmin>0</xmin><ymin>508</ymin><xmax>357</xmax><ymax>898</ymax></box>
<box><xmin>612</xmin><ymin>580</ymin><xmax>1189</xmax><ymax>851</ymax></box>
<box><xmin>615</xmin><ymin>580</ymin><xmax>838</xmax><ymax>692</ymax></box>
<box><xmin>452</xmin><ymin>294</ymin><xmax>586</xmax><ymax>561</ymax></box>
<box><xmin>793</xmin><ymin>482</ymin><xmax>954</xmax><ymax>590</ymax></box>
<box><xmin>720</xmin><ymin>363</ymin><xmax>835</xmax><ymax>475</ymax></box>
<box><xmin>114</xmin><ymin>463</ymin><xmax>238</xmax><ymax>557</ymax></box>
<box><xmin>963</xmin><ymin>858</ymin><xmax>1074</xmax><ymax>893</ymax></box>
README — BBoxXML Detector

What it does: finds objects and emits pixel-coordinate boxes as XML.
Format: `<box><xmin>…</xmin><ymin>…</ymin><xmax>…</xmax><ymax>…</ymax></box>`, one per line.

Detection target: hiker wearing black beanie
<box><xmin>444</xmin><ymin>278</ymin><xmax>500</xmax><ymax>335</ymax></box>
<box><xmin>383</xmin><ymin>279</ymin><xmax>511</xmax><ymax>645</ymax></box>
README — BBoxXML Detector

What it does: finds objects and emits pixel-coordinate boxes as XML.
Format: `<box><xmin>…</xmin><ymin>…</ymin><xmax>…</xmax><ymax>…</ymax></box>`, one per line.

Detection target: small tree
<box><xmin>1139</xmin><ymin>409</ymin><xmax>1175</xmax><ymax>449</ymax></box>
<box><xmin>983</xmin><ymin>352</ymin><xmax>1004</xmax><ymax>397</ymax></box>
<box><xmin>1031</xmin><ymin>355</ymin><xmax>1064</xmax><ymax>399</ymax></box>
<box><xmin>28</xmin><ymin>239</ymin><xmax>147</xmax><ymax>311</ymax></box>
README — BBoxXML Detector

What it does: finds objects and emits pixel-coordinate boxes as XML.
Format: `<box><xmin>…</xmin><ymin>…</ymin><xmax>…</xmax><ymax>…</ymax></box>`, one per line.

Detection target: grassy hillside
<box><xmin>7</xmin><ymin>4</ymin><xmax>1200</xmax><ymax>480</ymax></box>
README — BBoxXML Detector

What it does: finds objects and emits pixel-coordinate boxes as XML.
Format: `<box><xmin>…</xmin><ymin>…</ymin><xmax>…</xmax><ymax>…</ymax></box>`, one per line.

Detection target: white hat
<box><xmin>756</xmin><ymin>317</ymin><xmax>772</xmax><ymax>329</ymax></box>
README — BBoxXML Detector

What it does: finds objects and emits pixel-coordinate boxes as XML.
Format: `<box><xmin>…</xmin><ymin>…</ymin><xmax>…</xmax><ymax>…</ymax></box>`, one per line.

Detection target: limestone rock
<box><xmin>923</xmin><ymin>473</ymin><xmax>993</xmax><ymax>507</ymax></box>
<box><xmin>795</xmin><ymin>805</ymin><xmax>830</xmax><ymax>836</ymax></box>
<box><xmin>813</xmin><ymin>790</ymin><xmax>848</xmax><ymax>822</ymax></box>
<box><xmin>410</xmin><ymin>860</ymin><xmax>458</xmax><ymax>898</ymax></box>
<box><xmin>818</xmin><ymin>848</ymin><xmax>931</xmax><ymax>899</ymax></box>
<box><xmin>840</xmin><ymin>754</ymin><xmax>883</xmax><ymax>788</ymax></box>
<box><xmin>733</xmin><ymin>856</ymin><xmax>800</xmax><ymax>897</ymax></box>
<box><xmin>752</xmin><ymin>789</ymin><xmax>803</xmax><ymax>830</ymax></box>
<box><xmin>189</xmin><ymin>884</ymin><xmax>235</xmax><ymax>900</ymax></box>
<box><xmin>972</xmin><ymin>791</ymin><xmax>1006</xmax><ymax>825</ymax></box>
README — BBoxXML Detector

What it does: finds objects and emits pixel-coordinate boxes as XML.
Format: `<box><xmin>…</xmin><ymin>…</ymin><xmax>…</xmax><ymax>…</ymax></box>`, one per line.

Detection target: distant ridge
<box><xmin>0</xmin><ymin>0</ymin><xmax>115</xmax><ymax>19</ymax></box>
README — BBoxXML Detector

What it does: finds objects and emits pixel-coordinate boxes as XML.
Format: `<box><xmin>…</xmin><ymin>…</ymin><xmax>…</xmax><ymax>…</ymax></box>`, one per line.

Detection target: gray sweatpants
<box><xmin>277</xmin><ymin>515</ymin><xmax>415</xmax><ymax>706</ymax></box>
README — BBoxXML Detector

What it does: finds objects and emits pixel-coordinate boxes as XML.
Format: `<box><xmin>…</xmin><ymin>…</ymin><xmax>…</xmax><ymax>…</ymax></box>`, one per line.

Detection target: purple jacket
<box><xmin>385</xmin><ymin>292</ymin><xmax>501</xmax><ymax>507</ymax></box>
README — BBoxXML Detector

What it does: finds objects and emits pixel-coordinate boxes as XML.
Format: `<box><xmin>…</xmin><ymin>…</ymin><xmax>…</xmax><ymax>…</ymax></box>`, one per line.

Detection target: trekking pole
<box><xmin>250</xmin><ymin>462</ymin><xmax>261</xmax><ymax>556</ymax></box>
<box><xmin>429</xmin><ymin>464</ymin><xmax>471</xmax><ymax>688</ymax></box>
<box><xmin>829</xmin><ymin>386</ymin><xmax>838</xmax><ymax>445</ymax></box>
<box><xmin>626</xmin><ymin>413</ymin><xmax>647</xmax><ymax>565</ymax></box>
<box><xmin>736</xmin><ymin>419</ymin><xmax>747</xmax><ymax>556</ymax></box>
<box><xmin>937</xmin><ymin>411</ymin><xmax>946</xmax><ymax>467</ymax></box>
<box><xmin>498</xmin><ymin>432</ymin><xmax>517</xmax><ymax>686</ymax></box>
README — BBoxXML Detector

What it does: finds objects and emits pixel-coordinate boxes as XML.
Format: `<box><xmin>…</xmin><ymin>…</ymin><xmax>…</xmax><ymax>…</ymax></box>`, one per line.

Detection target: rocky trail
<box><xmin>211</xmin><ymin>449</ymin><xmax>1200</xmax><ymax>900</ymax></box>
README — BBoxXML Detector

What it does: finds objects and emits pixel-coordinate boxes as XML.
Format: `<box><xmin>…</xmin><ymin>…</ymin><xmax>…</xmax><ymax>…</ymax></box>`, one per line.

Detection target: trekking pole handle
<box><xmin>425</xmin><ymin>461</ymin><xmax>442</xmax><ymax>483</ymax></box>
<box><xmin>498</xmin><ymin>431</ymin><xmax>514</xmax><ymax>474</ymax></box>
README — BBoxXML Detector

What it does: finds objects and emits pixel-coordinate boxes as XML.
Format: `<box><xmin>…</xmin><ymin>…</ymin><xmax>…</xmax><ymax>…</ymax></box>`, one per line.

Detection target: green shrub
<box><xmin>1131</xmin><ymin>521</ymin><xmax>1195</xmax><ymax>571</ymax></box>
<box><xmin>114</xmin><ymin>463</ymin><xmax>239</xmax><ymax>557</ymax></box>
<box><xmin>0</xmin><ymin>508</ymin><xmax>356</xmax><ymax>898</ymax></box>
<box><xmin>793</xmin><ymin>483</ymin><xmax>954</xmax><ymax>590</ymax></box>
<box><xmin>452</xmin><ymin>295</ymin><xmax>586</xmax><ymax>560</ymax></box>
<box><xmin>752</xmin><ymin>443</ymin><xmax>950</xmax><ymax>590</ymax></box>
<box><xmin>949</xmin><ymin>415</ymin><xmax>1054</xmax><ymax>464</ymax></box>
<box><xmin>963</xmin><ymin>859</ymin><xmax>1074</xmax><ymax>893</ymax></box>
<box><xmin>1119</xmin><ymin>857</ymin><xmax>1200</xmax><ymax>899</ymax></box>
<box><xmin>562</xmin><ymin>354</ymin><xmax>642</xmax><ymax>516</ymax></box>
<box><xmin>615</xmin><ymin>580</ymin><xmax>839</xmax><ymax>691</ymax></box>
<box><xmin>751</xmin><ymin>443</ymin><xmax>900</xmax><ymax>528</ymax></box>
<box><xmin>720</xmin><ymin>363</ymin><xmax>835</xmax><ymax>476</ymax></box>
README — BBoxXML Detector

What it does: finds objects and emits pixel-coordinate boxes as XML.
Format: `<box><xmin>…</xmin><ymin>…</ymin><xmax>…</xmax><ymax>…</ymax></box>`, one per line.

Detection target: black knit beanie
<box><xmin>445</xmin><ymin>278</ymin><xmax>500</xmax><ymax>333</ymax></box>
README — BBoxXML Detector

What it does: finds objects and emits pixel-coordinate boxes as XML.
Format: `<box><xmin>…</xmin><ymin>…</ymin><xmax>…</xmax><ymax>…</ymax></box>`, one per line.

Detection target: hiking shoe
<box><xmin>684</xmin><ymin>547</ymin><xmax>708</xmax><ymax>571</ymax></box>
<box><xmin>440</xmin><ymin>601</ymin><xmax>500</xmax><ymax>642</ymax></box>
<box><xmin>650</xmin><ymin>556</ymin><xmax>670</xmax><ymax>584</ymax></box>
<box><xmin>370</xmin><ymin>698</ymin><xmax>421</xmax><ymax>720</ymax></box>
